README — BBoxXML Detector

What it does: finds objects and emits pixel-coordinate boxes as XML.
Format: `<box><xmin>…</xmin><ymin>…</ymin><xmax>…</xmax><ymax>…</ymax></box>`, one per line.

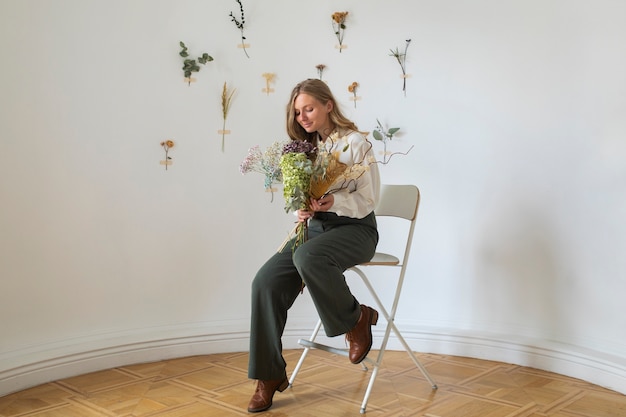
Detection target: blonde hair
<box><xmin>285</xmin><ymin>79</ymin><xmax>362</xmax><ymax>146</ymax></box>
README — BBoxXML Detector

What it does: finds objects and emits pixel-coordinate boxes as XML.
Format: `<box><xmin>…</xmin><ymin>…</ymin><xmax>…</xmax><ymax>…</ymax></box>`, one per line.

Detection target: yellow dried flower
<box><xmin>262</xmin><ymin>73</ymin><xmax>275</xmax><ymax>83</ymax></box>
<box><xmin>262</xmin><ymin>73</ymin><xmax>276</xmax><ymax>96</ymax></box>
<box><xmin>309</xmin><ymin>151</ymin><xmax>347</xmax><ymax>200</ymax></box>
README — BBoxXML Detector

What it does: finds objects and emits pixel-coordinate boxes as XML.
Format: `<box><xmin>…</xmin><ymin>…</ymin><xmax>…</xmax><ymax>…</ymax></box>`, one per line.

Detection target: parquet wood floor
<box><xmin>1</xmin><ymin>350</ymin><xmax>625</xmax><ymax>416</ymax></box>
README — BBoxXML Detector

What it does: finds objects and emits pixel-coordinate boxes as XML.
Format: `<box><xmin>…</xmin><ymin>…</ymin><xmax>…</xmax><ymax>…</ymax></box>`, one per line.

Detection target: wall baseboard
<box><xmin>2</xmin><ymin>323</ymin><xmax>625</xmax><ymax>397</ymax></box>
<box><xmin>381</xmin><ymin>327</ymin><xmax>626</xmax><ymax>396</ymax></box>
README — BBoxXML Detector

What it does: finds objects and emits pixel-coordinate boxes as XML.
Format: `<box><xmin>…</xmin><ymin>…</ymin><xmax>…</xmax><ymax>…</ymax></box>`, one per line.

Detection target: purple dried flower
<box><xmin>282</xmin><ymin>140</ymin><xmax>316</xmax><ymax>155</ymax></box>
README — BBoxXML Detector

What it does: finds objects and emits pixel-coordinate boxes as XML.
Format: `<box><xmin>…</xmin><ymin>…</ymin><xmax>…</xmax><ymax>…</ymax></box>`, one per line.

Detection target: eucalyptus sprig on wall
<box><xmin>373</xmin><ymin>119</ymin><xmax>399</xmax><ymax>162</ymax></box>
<box><xmin>179</xmin><ymin>41</ymin><xmax>214</xmax><ymax>86</ymax></box>
<box><xmin>372</xmin><ymin>119</ymin><xmax>413</xmax><ymax>164</ymax></box>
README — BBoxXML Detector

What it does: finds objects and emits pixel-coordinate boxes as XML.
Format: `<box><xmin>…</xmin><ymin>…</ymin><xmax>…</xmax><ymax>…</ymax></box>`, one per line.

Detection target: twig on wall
<box><xmin>229</xmin><ymin>0</ymin><xmax>250</xmax><ymax>58</ymax></box>
<box><xmin>390</xmin><ymin>39</ymin><xmax>411</xmax><ymax>96</ymax></box>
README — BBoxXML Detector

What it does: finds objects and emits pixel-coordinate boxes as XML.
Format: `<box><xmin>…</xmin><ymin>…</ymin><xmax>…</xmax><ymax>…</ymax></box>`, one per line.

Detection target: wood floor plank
<box><xmin>0</xmin><ymin>350</ymin><xmax>624</xmax><ymax>416</ymax></box>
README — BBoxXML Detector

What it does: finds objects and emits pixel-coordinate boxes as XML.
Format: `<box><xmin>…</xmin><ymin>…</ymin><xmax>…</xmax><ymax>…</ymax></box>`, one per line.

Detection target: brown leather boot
<box><xmin>247</xmin><ymin>377</ymin><xmax>289</xmax><ymax>413</ymax></box>
<box><xmin>346</xmin><ymin>305</ymin><xmax>379</xmax><ymax>364</ymax></box>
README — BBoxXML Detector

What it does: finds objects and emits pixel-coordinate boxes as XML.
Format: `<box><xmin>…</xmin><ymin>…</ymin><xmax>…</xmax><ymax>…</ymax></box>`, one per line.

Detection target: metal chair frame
<box><xmin>288</xmin><ymin>184</ymin><xmax>438</xmax><ymax>413</ymax></box>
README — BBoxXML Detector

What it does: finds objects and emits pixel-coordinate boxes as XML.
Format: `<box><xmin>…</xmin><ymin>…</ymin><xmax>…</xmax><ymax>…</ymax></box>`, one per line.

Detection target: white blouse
<box><xmin>318</xmin><ymin>130</ymin><xmax>380</xmax><ymax>219</ymax></box>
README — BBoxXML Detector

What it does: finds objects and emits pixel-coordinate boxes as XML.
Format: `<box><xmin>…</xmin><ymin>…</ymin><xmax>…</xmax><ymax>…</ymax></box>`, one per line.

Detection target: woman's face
<box><xmin>294</xmin><ymin>93</ymin><xmax>333</xmax><ymax>135</ymax></box>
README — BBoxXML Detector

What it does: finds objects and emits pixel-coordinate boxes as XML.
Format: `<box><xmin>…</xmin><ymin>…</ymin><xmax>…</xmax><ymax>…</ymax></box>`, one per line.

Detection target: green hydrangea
<box><xmin>279</xmin><ymin>152</ymin><xmax>313</xmax><ymax>213</ymax></box>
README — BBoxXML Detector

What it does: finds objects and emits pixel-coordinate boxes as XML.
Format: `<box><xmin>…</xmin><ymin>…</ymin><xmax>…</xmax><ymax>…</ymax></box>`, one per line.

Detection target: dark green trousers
<box><xmin>248</xmin><ymin>212</ymin><xmax>378</xmax><ymax>380</ymax></box>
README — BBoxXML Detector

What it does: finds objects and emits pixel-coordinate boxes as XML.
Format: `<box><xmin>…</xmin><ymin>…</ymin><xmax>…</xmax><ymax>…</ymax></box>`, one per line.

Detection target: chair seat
<box><xmin>361</xmin><ymin>252</ymin><xmax>399</xmax><ymax>266</ymax></box>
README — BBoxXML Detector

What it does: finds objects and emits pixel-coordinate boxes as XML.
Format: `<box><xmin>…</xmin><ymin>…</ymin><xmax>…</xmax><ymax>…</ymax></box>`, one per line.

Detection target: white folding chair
<box><xmin>288</xmin><ymin>184</ymin><xmax>438</xmax><ymax>413</ymax></box>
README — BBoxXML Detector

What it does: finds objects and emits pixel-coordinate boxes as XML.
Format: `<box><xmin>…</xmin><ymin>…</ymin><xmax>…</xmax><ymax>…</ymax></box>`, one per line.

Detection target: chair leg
<box><xmin>290</xmin><ymin>265</ymin><xmax>438</xmax><ymax>414</ymax></box>
<box><xmin>289</xmin><ymin>319</ymin><xmax>323</xmax><ymax>387</ymax></box>
<box><xmin>358</xmin><ymin>300</ymin><xmax>396</xmax><ymax>413</ymax></box>
<box><xmin>355</xmin><ymin>268</ymin><xmax>438</xmax><ymax>390</ymax></box>
<box><xmin>357</xmin><ymin>319</ymin><xmax>437</xmax><ymax>413</ymax></box>
<box><xmin>389</xmin><ymin>320</ymin><xmax>438</xmax><ymax>389</ymax></box>
<box><xmin>360</xmin><ymin>364</ymin><xmax>381</xmax><ymax>413</ymax></box>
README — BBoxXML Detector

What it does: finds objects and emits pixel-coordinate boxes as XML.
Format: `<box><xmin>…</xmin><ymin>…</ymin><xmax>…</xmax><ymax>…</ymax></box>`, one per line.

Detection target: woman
<box><xmin>247</xmin><ymin>79</ymin><xmax>381</xmax><ymax>413</ymax></box>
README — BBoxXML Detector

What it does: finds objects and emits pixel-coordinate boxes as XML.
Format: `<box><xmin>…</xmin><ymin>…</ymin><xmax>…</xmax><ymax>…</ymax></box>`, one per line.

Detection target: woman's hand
<box><xmin>296</xmin><ymin>195</ymin><xmax>335</xmax><ymax>222</ymax></box>
<box><xmin>310</xmin><ymin>194</ymin><xmax>334</xmax><ymax>212</ymax></box>
<box><xmin>296</xmin><ymin>209</ymin><xmax>313</xmax><ymax>223</ymax></box>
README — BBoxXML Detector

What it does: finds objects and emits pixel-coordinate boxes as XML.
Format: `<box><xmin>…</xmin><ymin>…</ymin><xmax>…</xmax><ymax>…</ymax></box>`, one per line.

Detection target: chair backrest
<box><xmin>375</xmin><ymin>184</ymin><xmax>420</xmax><ymax>221</ymax></box>
<box><xmin>366</xmin><ymin>184</ymin><xmax>420</xmax><ymax>266</ymax></box>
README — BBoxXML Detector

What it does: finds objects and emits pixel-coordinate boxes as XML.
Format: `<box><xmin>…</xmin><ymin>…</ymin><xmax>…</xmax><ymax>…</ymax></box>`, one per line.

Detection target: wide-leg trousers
<box><xmin>248</xmin><ymin>211</ymin><xmax>378</xmax><ymax>380</ymax></box>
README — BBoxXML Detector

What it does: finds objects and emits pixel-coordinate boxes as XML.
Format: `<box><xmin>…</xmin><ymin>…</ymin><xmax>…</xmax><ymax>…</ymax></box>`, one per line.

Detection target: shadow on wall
<box><xmin>472</xmin><ymin>199</ymin><xmax>574</xmax><ymax>348</ymax></box>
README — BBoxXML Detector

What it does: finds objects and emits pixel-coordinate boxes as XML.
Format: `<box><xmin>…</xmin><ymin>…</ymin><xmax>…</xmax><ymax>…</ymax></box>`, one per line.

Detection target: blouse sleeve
<box><xmin>329</xmin><ymin>132</ymin><xmax>380</xmax><ymax>219</ymax></box>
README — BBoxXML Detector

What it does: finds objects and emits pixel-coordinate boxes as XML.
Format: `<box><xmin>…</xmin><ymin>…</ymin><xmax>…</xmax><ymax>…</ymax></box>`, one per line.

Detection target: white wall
<box><xmin>1</xmin><ymin>0</ymin><xmax>625</xmax><ymax>396</ymax></box>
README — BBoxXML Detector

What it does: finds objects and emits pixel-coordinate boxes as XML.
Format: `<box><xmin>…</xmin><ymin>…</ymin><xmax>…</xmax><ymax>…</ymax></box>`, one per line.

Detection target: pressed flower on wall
<box><xmin>372</xmin><ymin>119</ymin><xmax>414</xmax><ymax>163</ymax></box>
<box><xmin>220</xmin><ymin>82</ymin><xmax>236</xmax><ymax>152</ymax></box>
<box><xmin>348</xmin><ymin>81</ymin><xmax>359</xmax><ymax>108</ymax></box>
<box><xmin>331</xmin><ymin>11</ymin><xmax>348</xmax><ymax>52</ymax></box>
<box><xmin>390</xmin><ymin>39</ymin><xmax>411</xmax><ymax>96</ymax></box>
<box><xmin>373</xmin><ymin>119</ymin><xmax>399</xmax><ymax>162</ymax></box>
<box><xmin>160</xmin><ymin>140</ymin><xmax>175</xmax><ymax>170</ymax></box>
<box><xmin>179</xmin><ymin>41</ymin><xmax>213</xmax><ymax>86</ymax></box>
<box><xmin>229</xmin><ymin>0</ymin><xmax>250</xmax><ymax>58</ymax></box>
<box><xmin>316</xmin><ymin>64</ymin><xmax>326</xmax><ymax>80</ymax></box>
<box><xmin>262</xmin><ymin>73</ymin><xmax>275</xmax><ymax>95</ymax></box>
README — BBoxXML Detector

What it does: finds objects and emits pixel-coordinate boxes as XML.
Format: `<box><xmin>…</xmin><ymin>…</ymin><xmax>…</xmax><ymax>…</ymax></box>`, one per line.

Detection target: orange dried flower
<box><xmin>348</xmin><ymin>82</ymin><xmax>359</xmax><ymax>108</ymax></box>
<box><xmin>160</xmin><ymin>140</ymin><xmax>175</xmax><ymax>170</ymax></box>
<box><xmin>332</xmin><ymin>11</ymin><xmax>348</xmax><ymax>24</ymax></box>
<box><xmin>316</xmin><ymin>64</ymin><xmax>326</xmax><ymax>80</ymax></box>
<box><xmin>331</xmin><ymin>11</ymin><xmax>349</xmax><ymax>52</ymax></box>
